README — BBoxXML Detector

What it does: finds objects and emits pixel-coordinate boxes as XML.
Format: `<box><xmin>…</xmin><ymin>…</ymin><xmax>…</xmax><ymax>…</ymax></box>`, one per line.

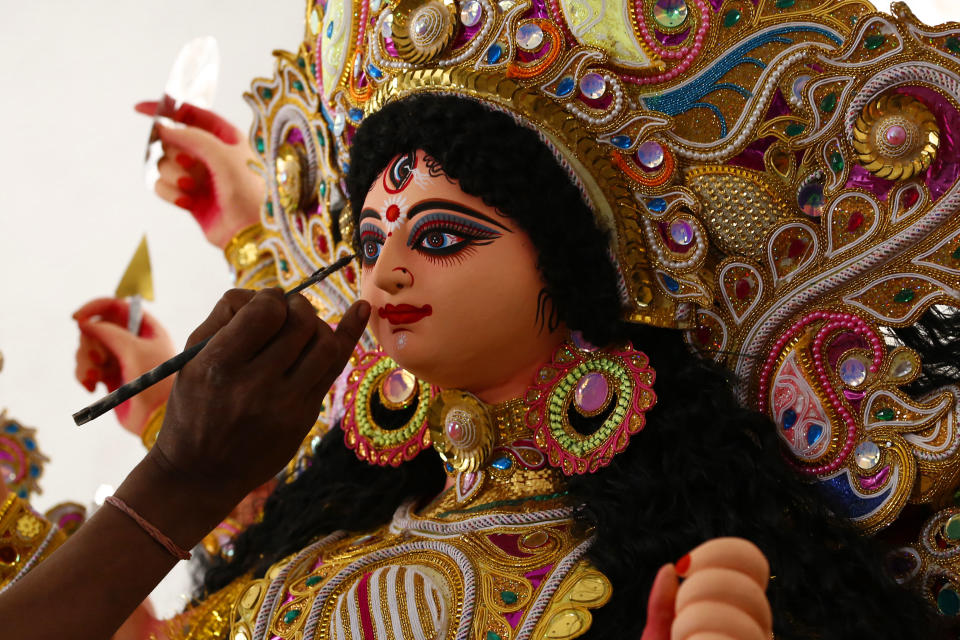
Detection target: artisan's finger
<box><xmin>675</xmin><ymin>568</ymin><xmax>771</xmax><ymax>631</ymax></box>
<box><xmin>671</xmin><ymin>601</ymin><xmax>766</xmax><ymax>640</ymax></box>
<box><xmin>173</xmin><ymin>102</ymin><xmax>240</xmax><ymax>144</ymax></box>
<box><xmin>201</xmin><ymin>288</ymin><xmax>288</xmax><ymax>365</ymax></box>
<box><xmin>254</xmin><ymin>294</ymin><xmax>320</xmax><ymax>374</ymax></box>
<box><xmin>676</xmin><ymin>538</ymin><xmax>769</xmax><ymax>589</ymax></box>
<box><xmin>640</xmin><ymin>564</ymin><xmax>678</xmax><ymax>640</ymax></box>
<box><xmin>332</xmin><ymin>300</ymin><xmax>371</xmax><ymax>357</ymax></box>
<box><xmin>185</xmin><ymin>288</ymin><xmax>257</xmax><ymax>349</ymax></box>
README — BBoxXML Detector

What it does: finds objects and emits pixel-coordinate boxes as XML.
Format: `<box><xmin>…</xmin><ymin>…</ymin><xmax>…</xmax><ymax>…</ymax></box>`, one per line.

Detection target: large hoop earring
<box><xmin>342</xmin><ymin>349</ymin><xmax>435</xmax><ymax>466</ymax></box>
<box><xmin>524</xmin><ymin>342</ymin><xmax>657</xmax><ymax>474</ymax></box>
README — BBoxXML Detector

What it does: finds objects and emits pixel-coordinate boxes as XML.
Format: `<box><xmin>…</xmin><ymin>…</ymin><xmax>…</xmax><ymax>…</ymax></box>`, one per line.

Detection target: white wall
<box><xmin>0</xmin><ymin>0</ymin><xmax>954</xmax><ymax>622</ymax></box>
<box><xmin>0</xmin><ymin>0</ymin><xmax>301</xmax><ymax>617</ymax></box>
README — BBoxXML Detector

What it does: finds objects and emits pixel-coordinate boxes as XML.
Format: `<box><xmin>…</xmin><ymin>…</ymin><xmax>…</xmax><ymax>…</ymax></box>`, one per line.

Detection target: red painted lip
<box><xmin>378</xmin><ymin>304</ymin><xmax>432</xmax><ymax>325</ymax></box>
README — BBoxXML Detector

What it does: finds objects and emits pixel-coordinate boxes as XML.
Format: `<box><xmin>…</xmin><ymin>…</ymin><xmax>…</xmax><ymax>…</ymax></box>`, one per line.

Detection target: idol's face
<box><xmin>358</xmin><ymin>150</ymin><xmax>566</xmax><ymax>400</ymax></box>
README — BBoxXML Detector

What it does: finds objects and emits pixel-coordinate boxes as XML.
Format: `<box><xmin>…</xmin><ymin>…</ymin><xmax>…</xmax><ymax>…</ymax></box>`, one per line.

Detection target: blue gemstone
<box><xmin>781</xmin><ymin>408</ymin><xmax>797</xmax><ymax>430</ymax></box>
<box><xmin>29</xmin><ymin>464</ymin><xmax>39</xmax><ymax>478</ymax></box>
<box><xmin>662</xmin><ymin>275</ymin><xmax>680</xmax><ymax>292</ymax></box>
<box><xmin>4</xmin><ymin>423</ymin><xmax>19</xmax><ymax>433</ymax></box>
<box><xmin>349</xmin><ymin>108</ymin><xmax>364</xmax><ymax>122</ymax></box>
<box><xmin>24</xmin><ymin>438</ymin><xmax>35</xmax><ymax>451</ymax></box>
<box><xmin>17</xmin><ymin>489</ymin><xmax>27</xmax><ymax>498</ymax></box>
<box><xmin>646</xmin><ymin>198</ymin><xmax>667</xmax><ymax>213</ymax></box>
<box><xmin>611</xmin><ymin>135</ymin><xmax>632</xmax><ymax>149</ymax></box>
<box><xmin>445</xmin><ymin>462</ymin><xmax>454</xmax><ymax>473</ymax></box>
<box><xmin>486</xmin><ymin>44</ymin><xmax>503</xmax><ymax>64</ymax></box>
<box><xmin>556</xmin><ymin>76</ymin><xmax>575</xmax><ymax>97</ymax></box>
<box><xmin>807</xmin><ymin>423</ymin><xmax>824</xmax><ymax>446</ymax></box>
<box><xmin>326</xmin><ymin>21</ymin><xmax>334</xmax><ymax>38</ymax></box>
<box><xmin>491</xmin><ymin>456</ymin><xmax>513</xmax><ymax>470</ymax></box>
<box><xmin>366</xmin><ymin>64</ymin><xmax>383</xmax><ymax>80</ymax></box>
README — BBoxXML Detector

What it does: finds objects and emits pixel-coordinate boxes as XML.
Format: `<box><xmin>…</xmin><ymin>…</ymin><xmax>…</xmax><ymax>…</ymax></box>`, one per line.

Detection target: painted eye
<box><xmin>421</xmin><ymin>232</ymin><xmax>464</xmax><ymax>250</ymax></box>
<box><xmin>361</xmin><ymin>238</ymin><xmax>382</xmax><ymax>261</ymax></box>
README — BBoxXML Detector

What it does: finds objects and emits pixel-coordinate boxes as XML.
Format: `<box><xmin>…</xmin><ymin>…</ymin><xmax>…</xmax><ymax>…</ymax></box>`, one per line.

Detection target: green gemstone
<box><xmin>775</xmin><ymin>0</ymin><xmax>794</xmax><ymax>7</ymax></box>
<box><xmin>317</xmin><ymin>128</ymin><xmax>325</xmax><ymax>145</ymax></box>
<box><xmin>785</xmin><ymin>123</ymin><xmax>805</xmax><ymax>136</ymax></box>
<box><xmin>951</xmin><ymin>246</ymin><xmax>960</xmax><ymax>261</ymax></box>
<box><xmin>865</xmin><ymin>34</ymin><xmax>886</xmax><ymax>50</ymax></box>
<box><xmin>256</xmin><ymin>137</ymin><xmax>265</xmax><ymax>154</ymax></box>
<box><xmin>948</xmin><ymin>36</ymin><xmax>960</xmax><ymax>54</ymax></box>
<box><xmin>311</xmin><ymin>63</ymin><xmax>317</xmax><ymax>76</ymax></box>
<box><xmin>945</xmin><ymin>514</ymin><xmax>960</xmax><ymax>541</ymax></box>
<box><xmin>266</xmin><ymin>201</ymin><xmax>274</xmax><ymax>217</ymax></box>
<box><xmin>305</xmin><ymin>575</ymin><xmax>322</xmax><ymax>586</ymax></box>
<box><xmin>297</xmin><ymin>57</ymin><xmax>307</xmax><ymax>68</ymax></box>
<box><xmin>319</xmin><ymin>182</ymin><xmax>327</xmax><ymax>197</ymax></box>
<box><xmin>280</xmin><ymin>259</ymin><xmax>289</xmax><ymax>272</ymax></box>
<box><xmin>262</xmin><ymin>88</ymin><xmax>274</xmax><ymax>99</ymax></box>
<box><xmin>893</xmin><ymin>288</ymin><xmax>916</xmax><ymax>303</ymax></box>
<box><xmin>820</xmin><ymin>92</ymin><xmax>837</xmax><ymax>113</ymax></box>
<box><xmin>723</xmin><ymin>8</ymin><xmax>741</xmax><ymax>27</ymax></box>
<box><xmin>829</xmin><ymin>151</ymin><xmax>845</xmax><ymax>172</ymax></box>
<box><xmin>874</xmin><ymin>408</ymin><xmax>895</xmax><ymax>421</ymax></box>
<box><xmin>486</xmin><ymin>633</ymin><xmax>502</xmax><ymax>640</ymax></box>
<box><xmin>938</xmin><ymin>585</ymin><xmax>960</xmax><ymax>616</ymax></box>
<box><xmin>293</xmin><ymin>81</ymin><xmax>304</xmax><ymax>91</ymax></box>
<box><xmin>501</xmin><ymin>590</ymin><xmax>518</xmax><ymax>604</ymax></box>
<box><xmin>283</xmin><ymin>610</ymin><xmax>301</xmax><ymax>624</ymax></box>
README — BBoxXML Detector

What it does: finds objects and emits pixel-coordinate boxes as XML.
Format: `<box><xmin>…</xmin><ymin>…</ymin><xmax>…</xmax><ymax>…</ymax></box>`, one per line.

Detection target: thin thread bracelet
<box><xmin>105</xmin><ymin>496</ymin><xmax>192</xmax><ymax>561</ymax></box>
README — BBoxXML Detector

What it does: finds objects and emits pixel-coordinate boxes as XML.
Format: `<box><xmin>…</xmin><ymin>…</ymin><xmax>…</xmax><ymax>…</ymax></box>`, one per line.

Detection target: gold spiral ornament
<box><xmin>390</xmin><ymin>0</ymin><xmax>457</xmax><ymax>64</ymax></box>
<box><xmin>852</xmin><ymin>93</ymin><xmax>939</xmax><ymax>181</ymax></box>
<box><xmin>428</xmin><ymin>390</ymin><xmax>495</xmax><ymax>473</ymax></box>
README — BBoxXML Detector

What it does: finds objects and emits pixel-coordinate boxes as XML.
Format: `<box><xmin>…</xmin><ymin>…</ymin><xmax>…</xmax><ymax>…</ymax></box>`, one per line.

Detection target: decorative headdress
<box><xmin>245</xmin><ymin>0</ymin><xmax>960</xmax><ymax>615</ymax></box>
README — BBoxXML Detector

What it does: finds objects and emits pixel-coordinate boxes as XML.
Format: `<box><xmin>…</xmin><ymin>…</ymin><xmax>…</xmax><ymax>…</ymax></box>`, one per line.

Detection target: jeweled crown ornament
<box><xmin>248</xmin><ymin>0</ymin><xmax>960</xmax><ymax>615</ymax></box>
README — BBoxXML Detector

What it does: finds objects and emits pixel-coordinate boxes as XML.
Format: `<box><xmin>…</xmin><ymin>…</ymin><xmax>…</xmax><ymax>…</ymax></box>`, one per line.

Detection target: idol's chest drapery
<box><xmin>228</xmin><ymin>502</ymin><xmax>610</xmax><ymax>640</ymax></box>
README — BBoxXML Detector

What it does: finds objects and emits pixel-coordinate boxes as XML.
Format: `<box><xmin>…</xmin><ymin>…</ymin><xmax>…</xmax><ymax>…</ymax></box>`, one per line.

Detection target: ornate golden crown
<box><xmin>244</xmin><ymin>0</ymin><xmax>960</xmax><ymax>616</ymax></box>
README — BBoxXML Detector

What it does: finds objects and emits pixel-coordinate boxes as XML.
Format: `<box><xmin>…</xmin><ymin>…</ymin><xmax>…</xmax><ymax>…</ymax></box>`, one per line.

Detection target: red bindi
<box><xmin>386</xmin><ymin>204</ymin><xmax>401</xmax><ymax>222</ymax></box>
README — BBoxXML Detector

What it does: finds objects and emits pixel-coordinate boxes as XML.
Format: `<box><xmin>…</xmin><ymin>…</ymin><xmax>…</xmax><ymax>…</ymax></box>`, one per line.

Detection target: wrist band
<box><xmin>140</xmin><ymin>403</ymin><xmax>166</xmax><ymax>451</ymax></box>
<box><xmin>105</xmin><ymin>496</ymin><xmax>191</xmax><ymax>561</ymax></box>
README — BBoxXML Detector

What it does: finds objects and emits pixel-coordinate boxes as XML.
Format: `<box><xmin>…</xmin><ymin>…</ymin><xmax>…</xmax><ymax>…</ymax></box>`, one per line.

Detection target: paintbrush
<box><xmin>73</xmin><ymin>254</ymin><xmax>356</xmax><ymax>426</ymax></box>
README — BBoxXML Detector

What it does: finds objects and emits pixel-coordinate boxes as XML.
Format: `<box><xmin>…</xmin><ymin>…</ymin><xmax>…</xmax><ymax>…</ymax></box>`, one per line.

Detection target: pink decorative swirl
<box><xmin>758</xmin><ymin>311</ymin><xmax>884</xmax><ymax>475</ymax></box>
<box><xmin>623</xmin><ymin>0</ymin><xmax>710</xmax><ymax>85</ymax></box>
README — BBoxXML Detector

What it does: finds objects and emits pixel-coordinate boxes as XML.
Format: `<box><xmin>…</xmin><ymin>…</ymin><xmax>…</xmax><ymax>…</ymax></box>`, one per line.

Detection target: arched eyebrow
<box><xmin>359</xmin><ymin>208</ymin><xmax>380</xmax><ymax>222</ymax></box>
<box><xmin>407</xmin><ymin>199</ymin><xmax>510</xmax><ymax>231</ymax></box>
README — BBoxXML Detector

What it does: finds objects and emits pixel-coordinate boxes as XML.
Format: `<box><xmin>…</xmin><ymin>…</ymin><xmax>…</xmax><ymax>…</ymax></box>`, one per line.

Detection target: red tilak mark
<box><xmin>386</xmin><ymin>204</ymin><xmax>401</xmax><ymax>222</ymax></box>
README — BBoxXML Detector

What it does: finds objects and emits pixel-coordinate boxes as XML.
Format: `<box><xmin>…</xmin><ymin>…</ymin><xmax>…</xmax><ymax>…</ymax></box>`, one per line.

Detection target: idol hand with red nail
<box><xmin>641</xmin><ymin>538</ymin><xmax>772</xmax><ymax>640</ymax></box>
<box><xmin>135</xmin><ymin>101</ymin><xmax>264</xmax><ymax>249</ymax></box>
<box><xmin>73</xmin><ymin>297</ymin><xmax>176</xmax><ymax>437</ymax></box>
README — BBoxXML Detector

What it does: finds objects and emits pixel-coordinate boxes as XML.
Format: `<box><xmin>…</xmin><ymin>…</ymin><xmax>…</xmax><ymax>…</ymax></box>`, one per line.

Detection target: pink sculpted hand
<box><xmin>136</xmin><ymin>100</ymin><xmax>265</xmax><ymax>249</ymax></box>
<box><xmin>641</xmin><ymin>537</ymin><xmax>772</xmax><ymax>640</ymax></box>
<box><xmin>73</xmin><ymin>298</ymin><xmax>176</xmax><ymax>437</ymax></box>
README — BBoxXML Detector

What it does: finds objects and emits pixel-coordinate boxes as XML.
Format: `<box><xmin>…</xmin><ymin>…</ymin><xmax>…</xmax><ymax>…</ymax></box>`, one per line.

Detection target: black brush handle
<box><xmin>73</xmin><ymin>254</ymin><xmax>355</xmax><ymax>426</ymax></box>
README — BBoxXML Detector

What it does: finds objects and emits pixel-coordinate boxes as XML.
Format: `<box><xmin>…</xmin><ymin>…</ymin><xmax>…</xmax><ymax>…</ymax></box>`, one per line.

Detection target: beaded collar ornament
<box><xmin>245</xmin><ymin>0</ymin><xmax>960</xmax><ymax>616</ymax></box>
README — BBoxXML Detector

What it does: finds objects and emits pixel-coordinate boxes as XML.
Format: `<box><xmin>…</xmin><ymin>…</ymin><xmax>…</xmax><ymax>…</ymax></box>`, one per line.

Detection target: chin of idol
<box><xmin>357</xmin><ymin>150</ymin><xmax>566</xmax><ymax>398</ymax></box>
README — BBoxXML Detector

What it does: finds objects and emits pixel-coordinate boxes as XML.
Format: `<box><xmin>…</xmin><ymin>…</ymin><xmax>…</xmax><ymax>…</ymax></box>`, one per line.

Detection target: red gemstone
<box><xmin>295</xmin><ymin>217</ymin><xmax>304</xmax><ymax>234</ymax></box>
<box><xmin>903</xmin><ymin>188</ymin><xmax>919</xmax><ymax>208</ymax></box>
<box><xmin>787</xmin><ymin>238</ymin><xmax>807</xmax><ymax>259</ymax></box>
<box><xmin>0</xmin><ymin>546</ymin><xmax>17</xmax><ymax>564</ymax></box>
<box><xmin>315</xmin><ymin>235</ymin><xmax>329</xmax><ymax>254</ymax></box>
<box><xmin>735</xmin><ymin>278</ymin><xmax>752</xmax><ymax>300</ymax></box>
<box><xmin>386</xmin><ymin>204</ymin><xmax>401</xmax><ymax>222</ymax></box>
<box><xmin>847</xmin><ymin>211</ymin><xmax>864</xmax><ymax>232</ymax></box>
<box><xmin>344</xmin><ymin>265</ymin><xmax>356</xmax><ymax>284</ymax></box>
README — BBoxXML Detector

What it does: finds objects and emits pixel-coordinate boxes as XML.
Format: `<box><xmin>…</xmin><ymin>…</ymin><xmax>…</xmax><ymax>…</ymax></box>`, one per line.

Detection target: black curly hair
<box><xmin>199</xmin><ymin>94</ymin><xmax>940</xmax><ymax>638</ymax></box>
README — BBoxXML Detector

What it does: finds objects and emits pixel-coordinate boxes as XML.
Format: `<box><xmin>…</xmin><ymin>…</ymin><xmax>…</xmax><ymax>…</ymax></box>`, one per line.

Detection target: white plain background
<box><xmin>0</xmin><ymin>0</ymin><xmax>955</xmax><ymax>620</ymax></box>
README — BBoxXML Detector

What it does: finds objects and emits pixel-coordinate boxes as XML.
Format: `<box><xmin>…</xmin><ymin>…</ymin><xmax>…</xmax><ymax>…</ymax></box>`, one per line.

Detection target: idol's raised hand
<box><xmin>641</xmin><ymin>538</ymin><xmax>772</xmax><ymax>640</ymax></box>
<box><xmin>74</xmin><ymin>298</ymin><xmax>176</xmax><ymax>437</ymax></box>
<box><xmin>136</xmin><ymin>101</ymin><xmax>265</xmax><ymax>249</ymax></box>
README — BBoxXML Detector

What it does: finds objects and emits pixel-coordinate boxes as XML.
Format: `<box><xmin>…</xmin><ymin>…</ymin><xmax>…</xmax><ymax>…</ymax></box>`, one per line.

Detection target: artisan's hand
<box><xmin>152</xmin><ymin>288</ymin><xmax>369</xmax><ymax>510</ymax></box>
<box><xmin>136</xmin><ymin>100</ymin><xmax>265</xmax><ymax>249</ymax></box>
<box><xmin>74</xmin><ymin>298</ymin><xmax>176</xmax><ymax>436</ymax></box>
<box><xmin>641</xmin><ymin>538</ymin><xmax>772</xmax><ymax>640</ymax></box>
